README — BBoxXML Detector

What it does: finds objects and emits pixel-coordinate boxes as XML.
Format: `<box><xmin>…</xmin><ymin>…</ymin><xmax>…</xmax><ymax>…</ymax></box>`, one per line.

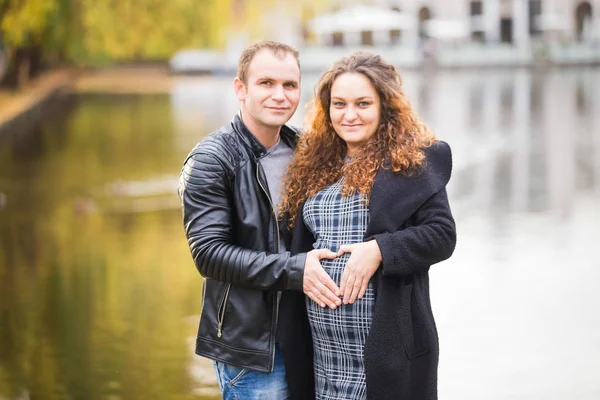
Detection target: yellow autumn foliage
<box><xmin>0</xmin><ymin>0</ymin><xmax>333</xmax><ymax>65</ymax></box>
<box><xmin>0</xmin><ymin>0</ymin><xmax>57</xmax><ymax>47</ymax></box>
<box><xmin>0</xmin><ymin>0</ymin><xmax>233</xmax><ymax>64</ymax></box>
<box><xmin>79</xmin><ymin>0</ymin><xmax>232</xmax><ymax>62</ymax></box>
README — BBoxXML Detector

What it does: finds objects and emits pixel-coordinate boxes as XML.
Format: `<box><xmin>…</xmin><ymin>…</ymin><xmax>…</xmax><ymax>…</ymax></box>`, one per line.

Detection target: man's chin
<box><xmin>263</xmin><ymin>115</ymin><xmax>293</xmax><ymax>128</ymax></box>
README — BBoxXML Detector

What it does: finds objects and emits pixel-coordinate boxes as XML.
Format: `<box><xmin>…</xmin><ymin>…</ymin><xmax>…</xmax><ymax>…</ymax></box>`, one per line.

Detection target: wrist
<box><xmin>369</xmin><ymin>240</ymin><xmax>382</xmax><ymax>262</ymax></box>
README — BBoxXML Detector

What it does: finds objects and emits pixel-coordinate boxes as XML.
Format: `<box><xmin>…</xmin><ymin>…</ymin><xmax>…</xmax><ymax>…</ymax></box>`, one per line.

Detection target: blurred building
<box><xmin>169</xmin><ymin>0</ymin><xmax>600</xmax><ymax>73</ymax></box>
<box><xmin>306</xmin><ymin>0</ymin><xmax>598</xmax><ymax>47</ymax></box>
<box><xmin>294</xmin><ymin>0</ymin><xmax>600</xmax><ymax>68</ymax></box>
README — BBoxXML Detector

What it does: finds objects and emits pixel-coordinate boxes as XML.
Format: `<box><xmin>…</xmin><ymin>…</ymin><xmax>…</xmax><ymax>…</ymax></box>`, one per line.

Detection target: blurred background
<box><xmin>0</xmin><ymin>0</ymin><xmax>599</xmax><ymax>399</ymax></box>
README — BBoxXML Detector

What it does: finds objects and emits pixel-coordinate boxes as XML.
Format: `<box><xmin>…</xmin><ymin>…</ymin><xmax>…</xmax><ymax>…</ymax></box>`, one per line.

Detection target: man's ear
<box><xmin>233</xmin><ymin>77</ymin><xmax>246</xmax><ymax>101</ymax></box>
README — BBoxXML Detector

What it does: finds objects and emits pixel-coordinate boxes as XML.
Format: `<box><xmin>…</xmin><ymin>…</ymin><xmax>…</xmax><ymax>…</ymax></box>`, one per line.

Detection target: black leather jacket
<box><xmin>179</xmin><ymin>114</ymin><xmax>307</xmax><ymax>372</ymax></box>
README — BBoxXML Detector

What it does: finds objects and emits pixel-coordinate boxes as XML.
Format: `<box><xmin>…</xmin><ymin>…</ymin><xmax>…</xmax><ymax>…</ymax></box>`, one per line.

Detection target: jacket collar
<box><xmin>231</xmin><ymin>113</ymin><xmax>299</xmax><ymax>159</ymax></box>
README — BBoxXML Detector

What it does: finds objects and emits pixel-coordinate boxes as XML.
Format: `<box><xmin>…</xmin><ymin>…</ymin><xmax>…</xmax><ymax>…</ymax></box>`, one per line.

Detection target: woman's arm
<box><xmin>373</xmin><ymin>188</ymin><xmax>456</xmax><ymax>278</ymax></box>
<box><xmin>338</xmin><ymin>188</ymin><xmax>456</xmax><ymax>302</ymax></box>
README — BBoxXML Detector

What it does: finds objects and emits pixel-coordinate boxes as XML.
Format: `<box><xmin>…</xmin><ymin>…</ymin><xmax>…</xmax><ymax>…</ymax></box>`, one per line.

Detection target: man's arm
<box><xmin>180</xmin><ymin>152</ymin><xmax>341</xmax><ymax>308</ymax></box>
<box><xmin>180</xmin><ymin>152</ymin><xmax>307</xmax><ymax>291</ymax></box>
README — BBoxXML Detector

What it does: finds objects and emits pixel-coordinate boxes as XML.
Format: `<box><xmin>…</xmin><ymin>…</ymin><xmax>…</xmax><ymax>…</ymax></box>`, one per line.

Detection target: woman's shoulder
<box><xmin>369</xmin><ymin>140</ymin><xmax>452</xmax><ymax>219</ymax></box>
<box><xmin>422</xmin><ymin>140</ymin><xmax>452</xmax><ymax>185</ymax></box>
<box><xmin>376</xmin><ymin>140</ymin><xmax>452</xmax><ymax>191</ymax></box>
<box><xmin>424</xmin><ymin>140</ymin><xmax>452</xmax><ymax>166</ymax></box>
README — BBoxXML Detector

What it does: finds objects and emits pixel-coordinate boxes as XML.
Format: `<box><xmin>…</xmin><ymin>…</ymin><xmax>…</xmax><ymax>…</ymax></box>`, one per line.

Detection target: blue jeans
<box><xmin>212</xmin><ymin>344</ymin><xmax>290</xmax><ymax>400</ymax></box>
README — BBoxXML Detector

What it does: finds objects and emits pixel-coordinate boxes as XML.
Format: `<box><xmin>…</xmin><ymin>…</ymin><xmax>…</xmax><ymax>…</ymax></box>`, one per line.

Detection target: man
<box><xmin>179</xmin><ymin>41</ymin><xmax>341</xmax><ymax>399</ymax></box>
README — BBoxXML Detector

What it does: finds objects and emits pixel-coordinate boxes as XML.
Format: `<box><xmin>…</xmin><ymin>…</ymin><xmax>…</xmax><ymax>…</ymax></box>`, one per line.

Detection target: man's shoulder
<box><xmin>186</xmin><ymin>122</ymin><xmax>243</xmax><ymax>169</ymax></box>
<box><xmin>180</xmin><ymin>124</ymin><xmax>241</xmax><ymax>193</ymax></box>
<box><xmin>191</xmin><ymin>123</ymin><xmax>237</xmax><ymax>156</ymax></box>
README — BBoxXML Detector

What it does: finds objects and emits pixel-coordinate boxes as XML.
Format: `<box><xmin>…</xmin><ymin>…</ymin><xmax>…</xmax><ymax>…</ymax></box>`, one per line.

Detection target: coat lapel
<box><xmin>366</xmin><ymin>141</ymin><xmax>452</xmax><ymax>237</ymax></box>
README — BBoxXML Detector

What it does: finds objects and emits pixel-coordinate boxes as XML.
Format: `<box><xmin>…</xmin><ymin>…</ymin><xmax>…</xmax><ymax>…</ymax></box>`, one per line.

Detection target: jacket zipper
<box><xmin>256</xmin><ymin>164</ymin><xmax>281</xmax><ymax>372</ymax></box>
<box><xmin>217</xmin><ymin>283</ymin><xmax>231</xmax><ymax>338</ymax></box>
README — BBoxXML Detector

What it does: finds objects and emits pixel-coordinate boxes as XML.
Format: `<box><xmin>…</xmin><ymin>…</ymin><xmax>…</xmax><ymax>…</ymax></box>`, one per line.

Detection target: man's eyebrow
<box><xmin>254</xmin><ymin>77</ymin><xmax>299</xmax><ymax>84</ymax></box>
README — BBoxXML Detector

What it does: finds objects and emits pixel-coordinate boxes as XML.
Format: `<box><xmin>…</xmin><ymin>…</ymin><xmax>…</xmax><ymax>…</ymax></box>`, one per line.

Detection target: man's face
<box><xmin>235</xmin><ymin>49</ymin><xmax>301</xmax><ymax>129</ymax></box>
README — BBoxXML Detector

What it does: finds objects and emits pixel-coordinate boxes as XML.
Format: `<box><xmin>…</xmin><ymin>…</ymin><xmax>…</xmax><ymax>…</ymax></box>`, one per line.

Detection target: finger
<box><xmin>340</xmin><ymin>256</ymin><xmax>357</xmax><ymax>297</ymax></box>
<box><xmin>357</xmin><ymin>279</ymin><xmax>368</xmax><ymax>299</ymax></box>
<box><xmin>307</xmin><ymin>290</ymin><xmax>326</xmax><ymax>308</ymax></box>
<box><xmin>342</xmin><ymin>276</ymin><xmax>356</xmax><ymax>304</ymax></box>
<box><xmin>318</xmin><ymin>283</ymin><xmax>341</xmax><ymax>307</ymax></box>
<box><xmin>303</xmin><ymin>280</ymin><xmax>326</xmax><ymax>307</ymax></box>
<box><xmin>312</xmin><ymin>273</ymin><xmax>342</xmax><ymax>309</ymax></box>
<box><xmin>317</xmin><ymin>248</ymin><xmax>338</xmax><ymax>260</ymax></box>
<box><xmin>316</xmin><ymin>291</ymin><xmax>338</xmax><ymax>309</ymax></box>
<box><xmin>337</xmin><ymin>244</ymin><xmax>353</xmax><ymax>256</ymax></box>
<box><xmin>313</xmin><ymin>280</ymin><xmax>340</xmax><ymax>307</ymax></box>
<box><xmin>348</xmin><ymin>279</ymin><xmax>362</xmax><ymax>304</ymax></box>
<box><xmin>339</xmin><ymin>269</ymin><xmax>349</xmax><ymax>296</ymax></box>
<box><xmin>320</xmin><ymin>272</ymin><xmax>341</xmax><ymax>298</ymax></box>
<box><xmin>322</xmin><ymin>287</ymin><xmax>341</xmax><ymax>308</ymax></box>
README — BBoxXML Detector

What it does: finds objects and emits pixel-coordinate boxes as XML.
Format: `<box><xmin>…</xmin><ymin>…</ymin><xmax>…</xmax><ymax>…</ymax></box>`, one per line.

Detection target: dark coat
<box><xmin>278</xmin><ymin>141</ymin><xmax>456</xmax><ymax>400</ymax></box>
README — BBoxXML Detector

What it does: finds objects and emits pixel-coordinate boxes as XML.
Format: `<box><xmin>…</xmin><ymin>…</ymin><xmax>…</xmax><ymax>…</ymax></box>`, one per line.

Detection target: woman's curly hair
<box><xmin>279</xmin><ymin>52</ymin><xmax>436</xmax><ymax>227</ymax></box>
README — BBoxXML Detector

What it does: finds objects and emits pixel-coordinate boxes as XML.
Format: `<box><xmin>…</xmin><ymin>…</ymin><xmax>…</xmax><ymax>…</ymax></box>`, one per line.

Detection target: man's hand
<box><xmin>303</xmin><ymin>249</ymin><xmax>342</xmax><ymax>309</ymax></box>
<box><xmin>338</xmin><ymin>240</ymin><xmax>382</xmax><ymax>304</ymax></box>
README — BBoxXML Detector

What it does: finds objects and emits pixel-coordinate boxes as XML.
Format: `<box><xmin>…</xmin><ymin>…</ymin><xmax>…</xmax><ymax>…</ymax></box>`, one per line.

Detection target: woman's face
<box><xmin>329</xmin><ymin>72</ymin><xmax>381</xmax><ymax>156</ymax></box>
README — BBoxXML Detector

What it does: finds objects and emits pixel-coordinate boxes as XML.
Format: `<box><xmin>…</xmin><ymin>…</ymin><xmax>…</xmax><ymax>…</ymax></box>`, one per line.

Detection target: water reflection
<box><xmin>0</xmin><ymin>67</ymin><xmax>599</xmax><ymax>399</ymax></box>
<box><xmin>0</xmin><ymin>95</ymin><xmax>216</xmax><ymax>399</ymax></box>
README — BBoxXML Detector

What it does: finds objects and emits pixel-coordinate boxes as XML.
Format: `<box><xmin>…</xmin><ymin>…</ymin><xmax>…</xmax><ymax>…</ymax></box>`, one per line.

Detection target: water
<box><xmin>1</xmin><ymin>68</ymin><xmax>599</xmax><ymax>399</ymax></box>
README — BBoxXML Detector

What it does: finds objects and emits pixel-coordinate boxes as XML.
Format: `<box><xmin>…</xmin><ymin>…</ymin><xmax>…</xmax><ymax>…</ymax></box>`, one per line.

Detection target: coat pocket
<box><xmin>397</xmin><ymin>283</ymin><xmax>430</xmax><ymax>359</ymax></box>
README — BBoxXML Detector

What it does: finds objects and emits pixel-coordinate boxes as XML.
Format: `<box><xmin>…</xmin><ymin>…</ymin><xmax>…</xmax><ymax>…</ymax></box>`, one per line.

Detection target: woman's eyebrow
<box><xmin>331</xmin><ymin>96</ymin><xmax>373</xmax><ymax>100</ymax></box>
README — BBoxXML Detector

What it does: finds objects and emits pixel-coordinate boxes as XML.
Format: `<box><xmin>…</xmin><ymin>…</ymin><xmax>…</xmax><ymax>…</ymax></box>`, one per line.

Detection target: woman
<box><xmin>277</xmin><ymin>53</ymin><xmax>456</xmax><ymax>400</ymax></box>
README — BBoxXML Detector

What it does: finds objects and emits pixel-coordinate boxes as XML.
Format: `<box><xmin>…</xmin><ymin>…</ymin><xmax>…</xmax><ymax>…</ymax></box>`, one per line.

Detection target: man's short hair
<box><xmin>237</xmin><ymin>41</ymin><xmax>300</xmax><ymax>85</ymax></box>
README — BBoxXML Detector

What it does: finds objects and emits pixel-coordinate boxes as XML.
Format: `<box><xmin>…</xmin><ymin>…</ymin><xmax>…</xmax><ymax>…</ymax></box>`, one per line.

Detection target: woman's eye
<box><xmin>358</xmin><ymin>101</ymin><xmax>370</xmax><ymax>107</ymax></box>
<box><xmin>333</xmin><ymin>102</ymin><xmax>345</xmax><ymax>107</ymax></box>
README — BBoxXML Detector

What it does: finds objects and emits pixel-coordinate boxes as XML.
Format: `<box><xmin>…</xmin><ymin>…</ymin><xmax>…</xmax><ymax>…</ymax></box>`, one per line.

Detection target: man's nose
<box><xmin>271</xmin><ymin>85</ymin><xmax>285</xmax><ymax>101</ymax></box>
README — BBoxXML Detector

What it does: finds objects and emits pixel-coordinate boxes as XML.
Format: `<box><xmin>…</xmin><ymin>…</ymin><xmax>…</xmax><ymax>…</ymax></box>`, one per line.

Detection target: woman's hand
<box><xmin>338</xmin><ymin>240</ymin><xmax>382</xmax><ymax>304</ymax></box>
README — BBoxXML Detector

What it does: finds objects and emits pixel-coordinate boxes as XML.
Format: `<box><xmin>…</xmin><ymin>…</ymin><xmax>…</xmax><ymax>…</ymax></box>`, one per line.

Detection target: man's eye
<box><xmin>261</xmin><ymin>81</ymin><xmax>271</xmax><ymax>86</ymax></box>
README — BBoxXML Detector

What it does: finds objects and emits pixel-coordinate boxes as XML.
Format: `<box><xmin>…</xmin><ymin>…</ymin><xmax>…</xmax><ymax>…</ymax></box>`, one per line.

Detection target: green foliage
<box><xmin>0</xmin><ymin>0</ymin><xmax>57</xmax><ymax>47</ymax></box>
<box><xmin>80</xmin><ymin>0</ymin><xmax>230</xmax><ymax>62</ymax></box>
<box><xmin>0</xmin><ymin>0</ymin><xmax>233</xmax><ymax>66</ymax></box>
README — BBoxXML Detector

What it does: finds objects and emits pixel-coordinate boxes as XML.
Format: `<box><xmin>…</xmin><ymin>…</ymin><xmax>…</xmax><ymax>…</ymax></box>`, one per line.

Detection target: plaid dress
<box><xmin>303</xmin><ymin>179</ymin><xmax>375</xmax><ymax>400</ymax></box>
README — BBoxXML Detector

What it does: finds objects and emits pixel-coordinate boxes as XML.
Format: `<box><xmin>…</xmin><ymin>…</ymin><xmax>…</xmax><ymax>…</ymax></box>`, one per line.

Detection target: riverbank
<box><xmin>75</xmin><ymin>66</ymin><xmax>205</xmax><ymax>94</ymax></box>
<box><xmin>0</xmin><ymin>66</ymin><xmax>215</xmax><ymax>136</ymax></box>
<box><xmin>0</xmin><ymin>69</ymin><xmax>76</xmax><ymax>136</ymax></box>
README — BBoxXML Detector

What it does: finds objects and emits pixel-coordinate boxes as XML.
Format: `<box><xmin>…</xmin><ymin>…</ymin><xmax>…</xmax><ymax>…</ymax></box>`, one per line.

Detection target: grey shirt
<box><xmin>259</xmin><ymin>136</ymin><xmax>294</xmax><ymax>252</ymax></box>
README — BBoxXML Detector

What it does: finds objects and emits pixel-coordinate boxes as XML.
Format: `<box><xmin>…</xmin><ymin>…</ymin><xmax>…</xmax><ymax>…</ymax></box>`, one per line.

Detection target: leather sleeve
<box><xmin>179</xmin><ymin>152</ymin><xmax>306</xmax><ymax>291</ymax></box>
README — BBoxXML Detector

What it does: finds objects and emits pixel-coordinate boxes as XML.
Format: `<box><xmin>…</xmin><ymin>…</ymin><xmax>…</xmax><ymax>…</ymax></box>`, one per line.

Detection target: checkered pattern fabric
<box><xmin>303</xmin><ymin>179</ymin><xmax>375</xmax><ymax>400</ymax></box>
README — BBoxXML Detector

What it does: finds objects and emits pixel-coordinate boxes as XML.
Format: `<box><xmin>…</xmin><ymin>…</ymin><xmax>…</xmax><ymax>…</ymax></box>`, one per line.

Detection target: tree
<box><xmin>0</xmin><ymin>0</ymin><xmax>233</xmax><ymax>87</ymax></box>
<box><xmin>0</xmin><ymin>0</ymin><xmax>59</xmax><ymax>87</ymax></box>
<box><xmin>78</xmin><ymin>0</ymin><xmax>231</xmax><ymax>63</ymax></box>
